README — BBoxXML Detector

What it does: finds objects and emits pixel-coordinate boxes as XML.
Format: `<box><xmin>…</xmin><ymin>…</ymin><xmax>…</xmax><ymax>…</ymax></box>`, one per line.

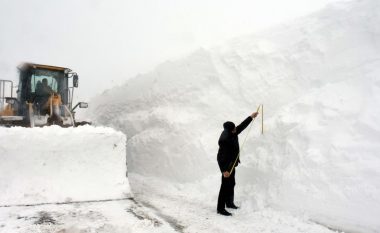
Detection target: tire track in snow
<box><xmin>128</xmin><ymin>197</ymin><xmax>185</xmax><ymax>233</ymax></box>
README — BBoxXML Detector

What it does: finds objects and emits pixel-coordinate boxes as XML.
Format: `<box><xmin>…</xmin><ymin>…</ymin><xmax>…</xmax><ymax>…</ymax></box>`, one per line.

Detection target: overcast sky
<box><xmin>0</xmin><ymin>0</ymin><xmax>345</xmax><ymax>100</ymax></box>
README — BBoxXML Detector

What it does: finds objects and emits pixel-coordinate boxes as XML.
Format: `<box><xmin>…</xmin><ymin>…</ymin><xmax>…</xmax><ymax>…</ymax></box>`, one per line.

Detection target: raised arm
<box><xmin>235</xmin><ymin>112</ymin><xmax>258</xmax><ymax>134</ymax></box>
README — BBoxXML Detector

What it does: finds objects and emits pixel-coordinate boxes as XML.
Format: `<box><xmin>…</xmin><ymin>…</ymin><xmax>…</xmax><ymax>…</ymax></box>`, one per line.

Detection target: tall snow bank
<box><xmin>0</xmin><ymin>126</ymin><xmax>130</xmax><ymax>205</ymax></box>
<box><xmin>88</xmin><ymin>0</ymin><xmax>380</xmax><ymax>232</ymax></box>
<box><xmin>241</xmin><ymin>75</ymin><xmax>380</xmax><ymax>233</ymax></box>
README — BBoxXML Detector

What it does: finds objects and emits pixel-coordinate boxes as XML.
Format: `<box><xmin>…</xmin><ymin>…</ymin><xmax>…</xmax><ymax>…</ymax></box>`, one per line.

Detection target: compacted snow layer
<box><xmin>0</xmin><ymin>126</ymin><xmax>130</xmax><ymax>205</ymax></box>
<box><xmin>89</xmin><ymin>0</ymin><xmax>380</xmax><ymax>232</ymax></box>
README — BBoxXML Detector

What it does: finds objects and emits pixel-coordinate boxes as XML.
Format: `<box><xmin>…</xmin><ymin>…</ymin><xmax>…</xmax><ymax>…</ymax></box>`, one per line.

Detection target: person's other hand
<box><xmin>251</xmin><ymin>112</ymin><xmax>259</xmax><ymax>118</ymax></box>
<box><xmin>223</xmin><ymin>171</ymin><xmax>230</xmax><ymax>178</ymax></box>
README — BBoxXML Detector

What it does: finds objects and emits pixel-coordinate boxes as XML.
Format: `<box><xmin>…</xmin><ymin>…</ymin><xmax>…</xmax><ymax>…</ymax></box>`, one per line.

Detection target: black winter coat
<box><xmin>217</xmin><ymin>116</ymin><xmax>253</xmax><ymax>172</ymax></box>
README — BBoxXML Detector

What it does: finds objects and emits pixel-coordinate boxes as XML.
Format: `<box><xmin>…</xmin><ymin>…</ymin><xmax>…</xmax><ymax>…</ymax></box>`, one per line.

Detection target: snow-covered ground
<box><xmin>88</xmin><ymin>0</ymin><xmax>380</xmax><ymax>232</ymax></box>
<box><xmin>0</xmin><ymin>199</ymin><xmax>179</xmax><ymax>233</ymax></box>
<box><xmin>130</xmin><ymin>174</ymin><xmax>337</xmax><ymax>233</ymax></box>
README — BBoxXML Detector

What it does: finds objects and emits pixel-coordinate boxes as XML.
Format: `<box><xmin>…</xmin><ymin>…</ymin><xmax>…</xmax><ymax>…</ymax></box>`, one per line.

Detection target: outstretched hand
<box><xmin>251</xmin><ymin>112</ymin><xmax>259</xmax><ymax>118</ymax></box>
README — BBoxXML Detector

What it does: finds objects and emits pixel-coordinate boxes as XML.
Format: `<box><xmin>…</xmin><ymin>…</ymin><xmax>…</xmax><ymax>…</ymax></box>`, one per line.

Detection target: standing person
<box><xmin>217</xmin><ymin>112</ymin><xmax>259</xmax><ymax>216</ymax></box>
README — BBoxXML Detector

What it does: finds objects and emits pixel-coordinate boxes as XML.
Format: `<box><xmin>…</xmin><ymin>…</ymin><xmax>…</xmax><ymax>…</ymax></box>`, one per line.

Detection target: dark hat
<box><xmin>223</xmin><ymin>121</ymin><xmax>235</xmax><ymax>131</ymax></box>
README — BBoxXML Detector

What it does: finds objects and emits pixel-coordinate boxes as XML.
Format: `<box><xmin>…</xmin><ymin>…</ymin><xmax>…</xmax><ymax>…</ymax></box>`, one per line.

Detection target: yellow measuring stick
<box><xmin>229</xmin><ymin>104</ymin><xmax>263</xmax><ymax>174</ymax></box>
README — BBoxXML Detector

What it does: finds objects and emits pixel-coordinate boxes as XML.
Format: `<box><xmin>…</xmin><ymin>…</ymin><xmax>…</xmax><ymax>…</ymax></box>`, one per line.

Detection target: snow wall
<box><xmin>88</xmin><ymin>0</ymin><xmax>380</xmax><ymax>232</ymax></box>
<box><xmin>0</xmin><ymin>126</ymin><xmax>130</xmax><ymax>206</ymax></box>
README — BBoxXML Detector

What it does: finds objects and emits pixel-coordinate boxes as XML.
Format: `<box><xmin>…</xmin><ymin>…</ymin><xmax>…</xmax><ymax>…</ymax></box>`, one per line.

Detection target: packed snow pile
<box><xmin>0</xmin><ymin>126</ymin><xmax>130</xmax><ymax>206</ymax></box>
<box><xmin>88</xmin><ymin>0</ymin><xmax>380</xmax><ymax>232</ymax></box>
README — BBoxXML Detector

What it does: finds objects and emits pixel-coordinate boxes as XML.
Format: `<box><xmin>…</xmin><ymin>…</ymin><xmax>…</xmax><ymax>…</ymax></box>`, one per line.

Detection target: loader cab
<box><xmin>18</xmin><ymin>64</ymin><xmax>70</xmax><ymax>107</ymax></box>
<box><xmin>1</xmin><ymin>63</ymin><xmax>88</xmax><ymax>127</ymax></box>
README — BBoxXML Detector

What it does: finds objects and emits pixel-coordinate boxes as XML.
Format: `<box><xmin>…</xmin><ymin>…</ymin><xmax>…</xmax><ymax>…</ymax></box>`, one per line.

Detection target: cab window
<box><xmin>30</xmin><ymin>69</ymin><xmax>60</xmax><ymax>93</ymax></box>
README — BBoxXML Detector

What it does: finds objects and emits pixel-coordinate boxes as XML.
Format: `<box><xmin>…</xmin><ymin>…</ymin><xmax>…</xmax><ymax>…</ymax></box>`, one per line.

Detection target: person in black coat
<box><xmin>217</xmin><ymin>112</ymin><xmax>259</xmax><ymax>216</ymax></box>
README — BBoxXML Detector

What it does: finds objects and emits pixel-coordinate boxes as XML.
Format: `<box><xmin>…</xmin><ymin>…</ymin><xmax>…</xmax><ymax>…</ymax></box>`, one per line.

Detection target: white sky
<box><xmin>0</xmin><ymin>0</ymin><xmax>344</xmax><ymax>101</ymax></box>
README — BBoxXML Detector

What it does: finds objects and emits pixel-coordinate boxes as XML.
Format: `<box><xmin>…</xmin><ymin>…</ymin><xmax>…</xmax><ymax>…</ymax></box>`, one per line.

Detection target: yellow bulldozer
<box><xmin>0</xmin><ymin>63</ymin><xmax>89</xmax><ymax>127</ymax></box>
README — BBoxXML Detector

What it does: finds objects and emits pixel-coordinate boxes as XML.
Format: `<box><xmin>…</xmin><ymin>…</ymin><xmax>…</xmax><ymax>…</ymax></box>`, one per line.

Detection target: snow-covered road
<box><xmin>0</xmin><ymin>198</ymin><xmax>178</xmax><ymax>233</ymax></box>
<box><xmin>129</xmin><ymin>174</ymin><xmax>338</xmax><ymax>233</ymax></box>
<box><xmin>0</xmin><ymin>186</ymin><xmax>338</xmax><ymax>233</ymax></box>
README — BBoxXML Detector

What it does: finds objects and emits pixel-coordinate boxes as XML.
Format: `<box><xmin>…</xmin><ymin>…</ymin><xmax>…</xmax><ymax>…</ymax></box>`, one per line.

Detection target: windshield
<box><xmin>31</xmin><ymin>69</ymin><xmax>61</xmax><ymax>93</ymax></box>
<box><xmin>27</xmin><ymin>69</ymin><xmax>69</xmax><ymax>104</ymax></box>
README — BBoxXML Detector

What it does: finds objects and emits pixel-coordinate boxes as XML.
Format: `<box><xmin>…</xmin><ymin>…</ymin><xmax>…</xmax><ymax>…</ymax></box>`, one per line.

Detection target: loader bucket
<box><xmin>0</xmin><ymin>126</ymin><xmax>131</xmax><ymax>206</ymax></box>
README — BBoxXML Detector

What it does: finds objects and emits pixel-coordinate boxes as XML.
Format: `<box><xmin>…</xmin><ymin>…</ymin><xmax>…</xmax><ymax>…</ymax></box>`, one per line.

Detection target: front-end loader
<box><xmin>0</xmin><ymin>63</ymin><xmax>88</xmax><ymax>127</ymax></box>
<box><xmin>0</xmin><ymin>63</ymin><xmax>130</xmax><ymax>206</ymax></box>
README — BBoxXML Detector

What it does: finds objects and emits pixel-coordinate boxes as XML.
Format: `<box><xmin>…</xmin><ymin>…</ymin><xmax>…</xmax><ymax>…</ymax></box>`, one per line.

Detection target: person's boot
<box><xmin>217</xmin><ymin>209</ymin><xmax>232</xmax><ymax>216</ymax></box>
<box><xmin>226</xmin><ymin>193</ymin><xmax>239</xmax><ymax>209</ymax></box>
<box><xmin>226</xmin><ymin>203</ymin><xmax>239</xmax><ymax>209</ymax></box>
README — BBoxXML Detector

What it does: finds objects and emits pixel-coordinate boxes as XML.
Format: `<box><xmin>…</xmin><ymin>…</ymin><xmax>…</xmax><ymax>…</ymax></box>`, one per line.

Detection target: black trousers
<box><xmin>217</xmin><ymin>170</ymin><xmax>236</xmax><ymax>211</ymax></box>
